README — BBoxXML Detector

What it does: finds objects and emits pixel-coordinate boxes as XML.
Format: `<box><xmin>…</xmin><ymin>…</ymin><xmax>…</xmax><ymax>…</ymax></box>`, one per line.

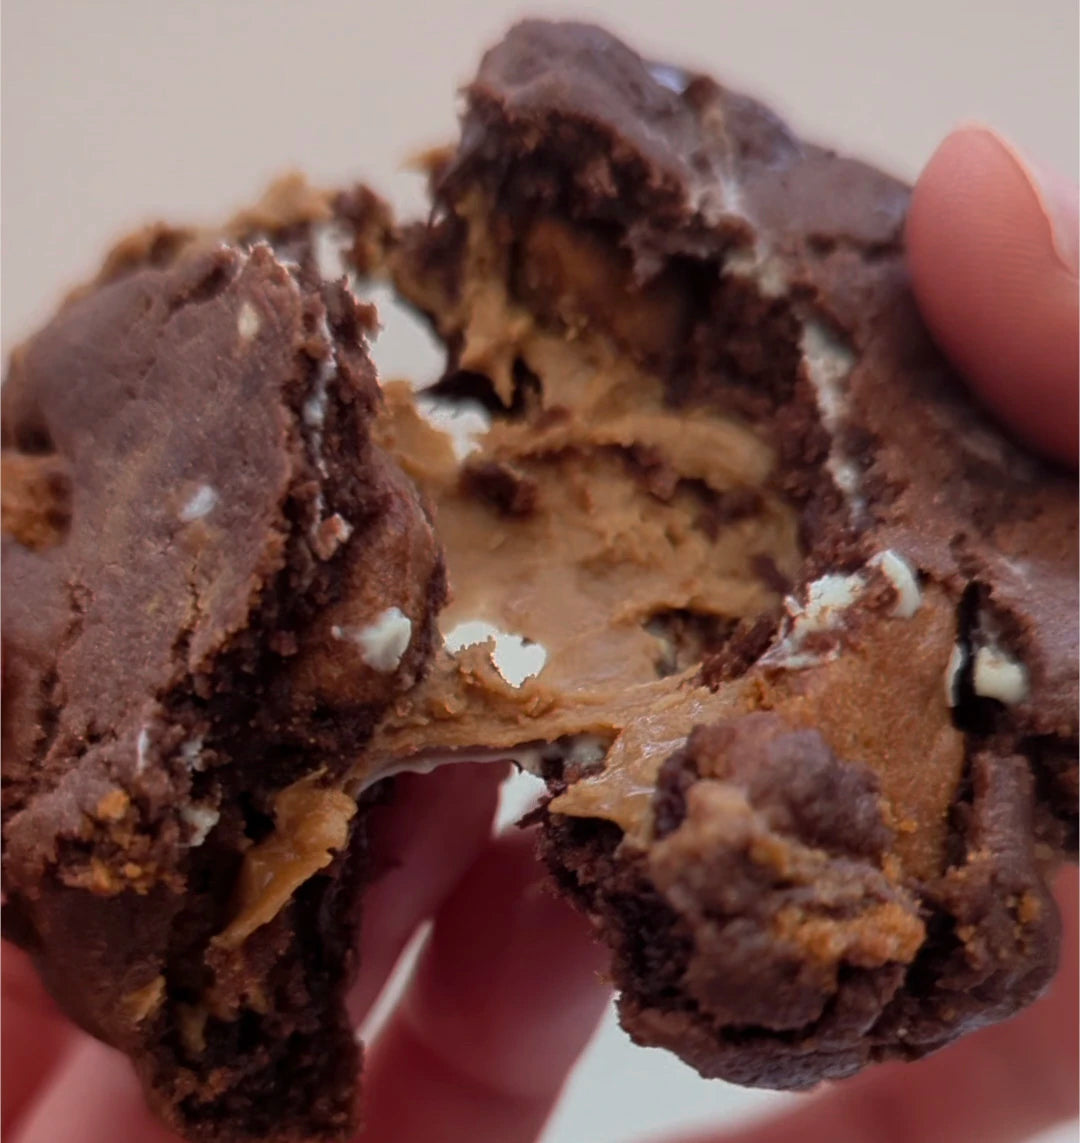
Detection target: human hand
<box><xmin>3</xmin><ymin>126</ymin><xmax>1077</xmax><ymax>1143</ymax></box>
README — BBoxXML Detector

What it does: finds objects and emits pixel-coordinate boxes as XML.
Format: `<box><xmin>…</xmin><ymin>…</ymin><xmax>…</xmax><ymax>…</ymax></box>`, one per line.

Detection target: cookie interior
<box><xmin>364</xmin><ymin>163</ymin><xmax>966</xmax><ymax>882</ymax></box>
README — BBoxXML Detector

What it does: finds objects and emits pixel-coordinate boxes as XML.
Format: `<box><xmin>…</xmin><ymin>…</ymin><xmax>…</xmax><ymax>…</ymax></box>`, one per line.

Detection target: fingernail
<box><xmin>969</xmin><ymin>124</ymin><xmax>1079</xmax><ymax>279</ymax></box>
<box><xmin>1029</xmin><ymin>159</ymin><xmax>1080</xmax><ymax>279</ymax></box>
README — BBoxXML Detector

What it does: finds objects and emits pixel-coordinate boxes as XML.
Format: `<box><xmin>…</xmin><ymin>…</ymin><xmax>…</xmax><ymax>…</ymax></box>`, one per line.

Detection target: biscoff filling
<box><xmin>198</xmin><ymin>189</ymin><xmax>964</xmax><ymax>948</ymax></box>
<box><xmin>356</xmin><ymin>203</ymin><xmax>964</xmax><ymax>881</ymax></box>
<box><xmin>215</xmin><ymin>774</ymin><xmax>356</xmax><ymax>950</ymax></box>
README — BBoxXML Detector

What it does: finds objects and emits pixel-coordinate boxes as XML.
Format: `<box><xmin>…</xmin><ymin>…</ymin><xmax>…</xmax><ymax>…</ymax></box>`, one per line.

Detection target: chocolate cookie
<box><xmin>1</xmin><ymin>185</ymin><xmax>443</xmax><ymax>1140</ymax></box>
<box><xmin>4</xmin><ymin>18</ymin><xmax>1077</xmax><ymax>1142</ymax></box>
<box><xmin>364</xmin><ymin>19</ymin><xmax>1077</xmax><ymax>1089</ymax></box>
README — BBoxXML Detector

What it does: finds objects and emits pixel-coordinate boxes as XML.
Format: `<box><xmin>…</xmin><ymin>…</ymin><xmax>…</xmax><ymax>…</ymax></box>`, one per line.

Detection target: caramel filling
<box><xmin>215</xmin><ymin>774</ymin><xmax>356</xmax><ymax>950</ymax></box>
<box><xmin>364</xmin><ymin>237</ymin><xmax>799</xmax><ymax>763</ymax></box>
<box><xmin>219</xmin><ymin>196</ymin><xmax>965</xmax><ymax>943</ymax></box>
<box><xmin>362</xmin><ymin>202</ymin><xmax>964</xmax><ymax>881</ymax></box>
<box><xmin>547</xmin><ymin>582</ymin><xmax>964</xmax><ymax>876</ymax></box>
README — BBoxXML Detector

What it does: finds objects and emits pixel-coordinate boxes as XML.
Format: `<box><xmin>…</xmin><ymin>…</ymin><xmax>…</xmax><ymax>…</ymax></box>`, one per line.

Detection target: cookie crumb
<box><xmin>96</xmin><ymin>788</ymin><xmax>130</xmax><ymax>822</ymax></box>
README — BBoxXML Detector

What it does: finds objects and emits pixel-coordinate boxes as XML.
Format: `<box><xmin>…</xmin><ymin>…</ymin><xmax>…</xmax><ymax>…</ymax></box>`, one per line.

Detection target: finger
<box><xmin>906</xmin><ymin>125</ymin><xmax>1079</xmax><ymax>466</ymax></box>
<box><xmin>11</xmin><ymin>1037</ymin><xmax>180</xmax><ymax>1143</ymax></box>
<box><xmin>2</xmin><ymin>943</ymin><xmax>79</xmax><ymax>1134</ymax></box>
<box><xmin>349</xmin><ymin>761</ymin><xmax>509</xmax><ymax>1025</ymax></box>
<box><xmin>359</xmin><ymin>827</ymin><xmax>611</xmax><ymax>1143</ymax></box>
<box><xmin>673</xmin><ymin>866</ymin><xmax>1078</xmax><ymax>1143</ymax></box>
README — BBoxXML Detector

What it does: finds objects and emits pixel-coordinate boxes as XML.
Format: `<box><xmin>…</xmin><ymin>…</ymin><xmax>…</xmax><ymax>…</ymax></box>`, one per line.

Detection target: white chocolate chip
<box><xmin>179</xmin><ymin>484</ymin><xmax>218</xmax><ymax>522</ymax></box>
<box><xmin>801</xmin><ymin>319</ymin><xmax>863</xmax><ymax>507</ymax></box>
<box><xmin>180</xmin><ymin>805</ymin><xmax>220</xmax><ymax>846</ymax></box>
<box><xmin>760</xmin><ymin>571</ymin><xmax>865</xmax><ymax>669</ymax></box>
<box><xmin>724</xmin><ymin>244</ymin><xmax>788</xmax><ymax>298</ymax></box>
<box><xmin>333</xmin><ymin>607</ymin><xmax>413</xmax><ymax>672</ymax></box>
<box><xmin>800</xmin><ymin>573</ymin><xmax>864</xmax><ymax>626</ymax></box>
<box><xmin>764</xmin><ymin>554</ymin><xmax>922</xmax><ymax>672</ymax></box>
<box><xmin>415</xmin><ymin>396</ymin><xmax>491</xmax><ymax>461</ymax></box>
<box><xmin>802</xmin><ymin>320</ymin><xmax>854</xmax><ymax>428</ymax></box>
<box><xmin>444</xmin><ymin>620</ymin><xmax>548</xmax><ymax>687</ymax></box>
<box><xmin>237</xmin><ymin>301</ymin><xmax>260</xmax><ymax>342</ymax></box>
<box><xmin>303</xmin><ymin>390</ymin><xmax>327</xmax><ymax>428</ymax></box>
<box><xmin>944</xmin><ymin>643</ymin><xmax>966</xmax><ymax>707</ymax></box>
<box><xmin>135</xmin><ymin>727</ymin><xmax>150</xmax><ymax>774</ymax></box>
<box><xmin>973</xmin><ymin>646</ymin><xmax>1030</xmax><ymax>705</ymax></box>
<box><xmin>180</xmin><ymin>737</ymin><xmax>206</xmax><ymax>771</ymax></box>
<box><xmin>870</xmin><ymin>550</ymin><xmax>921</xmax><ymax>618</ymax></box>
<box><xmin>305</xmin><ymin>343</ymin><xmax>336</xmax><ymax>474</ymax></box>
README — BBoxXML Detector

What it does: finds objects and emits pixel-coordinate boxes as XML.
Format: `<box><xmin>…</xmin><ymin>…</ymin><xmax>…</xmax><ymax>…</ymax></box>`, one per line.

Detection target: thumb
<box><xmin>906</xmin><ymin>125</ymin><xmax>1078</xmax><ymax>466</ymax></box>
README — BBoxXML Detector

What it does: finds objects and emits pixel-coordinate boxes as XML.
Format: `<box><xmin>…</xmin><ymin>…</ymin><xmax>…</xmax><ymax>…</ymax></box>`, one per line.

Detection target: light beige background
<box><xmin>3</xmin><ymin>2</ymin><xmax>1077</xmax><ymax>1141</ymax></box>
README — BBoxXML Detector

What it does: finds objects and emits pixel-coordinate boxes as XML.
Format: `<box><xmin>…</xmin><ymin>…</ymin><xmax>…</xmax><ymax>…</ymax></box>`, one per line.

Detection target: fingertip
<box><xmin>348</xmin><ymin>761</ymin><xmax>509</xmax><ymax>1025</ymax></box>
<box><xmin>359</xmin><ymin>828</ymin><xmax>610</xmax><ymax>1142</ymax></box>
<box><xmin>364</xmin><ymin>760</ymin><xmax>509</xmax><ymax>866</ymax></box>
<box><xmin>907</xmin><ymin>125</ymin><xmax>1078</xmax><ymax>466</ymax></box>
<box><xmin>2</xmin><ymin>944</ymin><xmax>79</xmax><ymax>1134</ymax></box>
<box><xmin>11</xmin><ymin>1038</ymin><xmax>180</xmax><ymax>1143</ymax></box>
<box><xmin>404</xmin><ymin>827</ymin><xmax>609</xmax><ymax>1099</ymax></box>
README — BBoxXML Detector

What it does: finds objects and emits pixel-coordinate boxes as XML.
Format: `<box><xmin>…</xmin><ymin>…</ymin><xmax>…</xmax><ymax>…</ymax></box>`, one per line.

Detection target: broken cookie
<box><xmin>2</xmin><ymin>18</ymin><xmax>1076</xmax><ymax>1143</ymax></box>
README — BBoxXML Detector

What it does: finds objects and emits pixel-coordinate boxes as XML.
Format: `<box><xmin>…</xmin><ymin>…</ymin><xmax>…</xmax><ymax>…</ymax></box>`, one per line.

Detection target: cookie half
<box><xmin>2</xmin><ymin>186</ymin><xmax>443</xmax><ymax>1140</ymax></box>
<box><xmin>365</xmin><ymin>19</ymin><xmax>1078</xmax><ymax>1088</ymax></box>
